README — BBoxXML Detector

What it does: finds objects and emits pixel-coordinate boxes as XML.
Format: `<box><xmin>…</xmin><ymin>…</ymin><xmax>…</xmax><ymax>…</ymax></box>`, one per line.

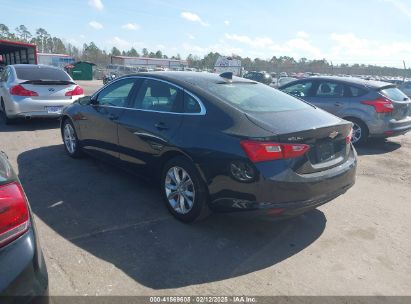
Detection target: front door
<box><xmin>78</xmin><ymin>78</ymin><xmax>137</xmax><ymax>162</ymax></box>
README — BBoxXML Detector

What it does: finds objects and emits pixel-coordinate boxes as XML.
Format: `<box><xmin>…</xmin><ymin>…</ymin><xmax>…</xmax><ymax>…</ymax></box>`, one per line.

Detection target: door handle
<box><xmin>334</xmin><ymin>102</ymin><xmax>343</xmax><ymax>107</ymax></box>
<box><xmin>154</xmin><ymin>122</ymin><xmax>169</xmax><ymax>130</ymax></box>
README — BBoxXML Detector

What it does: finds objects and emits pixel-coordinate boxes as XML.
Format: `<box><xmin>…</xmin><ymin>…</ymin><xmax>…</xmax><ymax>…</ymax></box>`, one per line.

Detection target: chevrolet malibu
<box><xmin>0</xmin><ymin>151</ymin><xmax>48</xmax><ymax>300</ymax></box>
<box><xmin>0</xmin><ymin>64</ymin><xmax>84</xmax><ymax>124</ymax></box>
<box><xmin>60</xmin><ymin>72</ymin><xmax>357</xmax><ymax>222</ymax></box>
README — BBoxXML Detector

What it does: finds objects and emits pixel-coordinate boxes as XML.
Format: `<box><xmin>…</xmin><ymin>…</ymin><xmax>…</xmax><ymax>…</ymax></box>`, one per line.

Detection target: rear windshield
<box><xmin>380</xmin><ymin>87</ymin><xmax>409</xmax><ymax>101</ymax></box>
<box><xmin>14</xmin><ymin>66</ymin><xmax>71</xmax><ymax>81</ymax></box>
<box><xmin>207</xmin><ymin>82</ymin><xmax>311</xmax><ymax>112</ymax></box>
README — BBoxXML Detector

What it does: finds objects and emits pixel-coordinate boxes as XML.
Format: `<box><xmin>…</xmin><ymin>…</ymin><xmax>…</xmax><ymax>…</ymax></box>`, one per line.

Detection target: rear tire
<box><xmin>1</xmin><ymin>100</ymin><xmax>15</xmax><ymax>125</ymax></box>
<box><xmin>62</xmin><ymin>118</ymin><xmax>82</xmax><ymax>158</ymax></box>
<box><xmin>346</xmin><ymin>118</ymin><xmax>368</xmax><ymax>145</ymax></box>
<box><xmin>161</xmin><ymin>156</ymin><xmax>210</xmax><ymax>223</ymax></box>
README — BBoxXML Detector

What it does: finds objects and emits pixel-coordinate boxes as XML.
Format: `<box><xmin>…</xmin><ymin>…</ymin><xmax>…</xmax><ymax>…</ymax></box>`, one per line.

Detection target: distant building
<box><xmin>37</xmin><ymin>53</ymin><xmax>75</xmax><ymax>68</ymax></box>
<box><xmin>0</xmin><ymin>39</ymin><xmax>37</xmax><ymax>65</ymax></box>
<box><xmin>110</xmin><ymin>56</ymin><xmax>188</xmax><ymax>69</ymax></box>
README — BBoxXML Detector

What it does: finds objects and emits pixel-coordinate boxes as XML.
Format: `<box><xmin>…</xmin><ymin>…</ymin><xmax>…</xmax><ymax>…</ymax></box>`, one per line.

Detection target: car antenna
<box><xmin>220</xmin><ymin>72</ymin><xmax>233</xmax><ymax>81</ymax></box>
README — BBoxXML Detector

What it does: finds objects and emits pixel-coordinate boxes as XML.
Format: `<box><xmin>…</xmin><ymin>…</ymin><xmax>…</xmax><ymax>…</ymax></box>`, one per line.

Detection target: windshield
<box><xmin>207</xmin><ymin>82</ymin><xmax>311</xmax><ymax>112</ymax></box>
<box><xmin>14</xmin><ymin>66</ymin><xmax>71</xmax><ymax>81</ymax></box>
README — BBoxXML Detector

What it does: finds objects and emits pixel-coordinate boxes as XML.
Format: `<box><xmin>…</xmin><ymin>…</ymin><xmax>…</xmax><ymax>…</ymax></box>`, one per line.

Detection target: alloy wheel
<box><xmin>164</xmin><ymin>166</ymin><xmax>195</xmax><ymax>214</ymax></box>
<box><xmin>351</xmin><ymin>122</ymin><xmax>362</xmax><ymax>144</ymax></box>
<box><xmin>63</xmin><ymin>123</ymin><xmax>77</xmax><ymax>154</ymax></box>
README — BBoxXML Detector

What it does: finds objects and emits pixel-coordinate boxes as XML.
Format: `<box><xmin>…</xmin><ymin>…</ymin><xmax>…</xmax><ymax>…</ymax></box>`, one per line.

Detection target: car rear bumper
<box><xmin>5</xmin><ymin>96</ymin><xmax>82</xmax><ymax>118</ymax></box>
<box><xmin>209</xmin><ymin>146</ymin><xmax>357</xmax><ymax>216</ymax></box>
<box><xmin>369</xmin><ymin>116</ymin><xmax>411</xmax><ymax>137</ymax></box>
<box><xmin>0</xmin><ymin>229</ymin><xmax>48</xmax><ymax>300</ymax></box>
<box><xmin>371</xmin><ymin>116</ymin><xmax>411</xmax><ymax>137</ymax></box>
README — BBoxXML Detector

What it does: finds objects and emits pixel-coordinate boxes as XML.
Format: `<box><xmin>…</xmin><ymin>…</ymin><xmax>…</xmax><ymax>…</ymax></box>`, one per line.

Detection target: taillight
<box><xmin>361</xmin><ymin>98</ymin><xmax>393</xmax><ymax>113</ymax></box>
<box><xmin>240</xmin><ymin>140</ymin><xmax>310</xmax><ymax>163</ymax></box>
<box><xmin>0</xmin><ymin>182</ymin><xmax>30</xmax><ymax>248</ymax></box>
<box><xmin>65</xmin><ymin>85</ymin><xmax>84</xmax><ymax>96</ymax></box>
<box><xmin>345</xmin><ymin>127</ymin><xmax>353</xmax><ymax>144</ymax></box>
<box><xmin>9</xmin><ymin>85</ymin><xmax>38</xmax><ymax>96</ymax></box>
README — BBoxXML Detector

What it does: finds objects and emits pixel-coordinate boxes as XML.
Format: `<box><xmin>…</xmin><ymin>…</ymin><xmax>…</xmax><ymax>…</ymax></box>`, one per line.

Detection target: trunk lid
<box><xmin>19</xmin><ymin>80</ymin><xmax>77</xmax><ymax>100</ymax></box>
<box><xmin>246</xmin><ymin>108</ymin><xmax>353</xmax><ymax>173</ymax></box>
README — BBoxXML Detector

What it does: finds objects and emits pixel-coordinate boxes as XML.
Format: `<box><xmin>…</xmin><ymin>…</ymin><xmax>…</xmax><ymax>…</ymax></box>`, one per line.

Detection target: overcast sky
<box><xmin>1</xmin><ymin>0</ymin><xmax>411</xmax><ymax>67</ymax></box>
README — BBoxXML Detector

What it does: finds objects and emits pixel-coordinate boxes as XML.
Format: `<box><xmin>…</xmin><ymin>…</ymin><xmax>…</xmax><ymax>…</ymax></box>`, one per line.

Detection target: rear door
<box><xmin>117</xmin><ymin>78</ymin><xmax>184</xmax><ymax>174</ymax></box>
<box><xmin>78</xmin><ymin>78</ymin><xmax>138</xmax><ymax>162</ymax></box>
<box><xmin>306</xmin><ymin>80</ymin><xmax>347</xmax><ymax>115</ymax></box>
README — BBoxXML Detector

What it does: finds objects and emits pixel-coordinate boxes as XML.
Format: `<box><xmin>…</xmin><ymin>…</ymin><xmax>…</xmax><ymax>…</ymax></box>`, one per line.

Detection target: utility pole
<box><xmin>403</xmin><ymin>60</ymin><xmax>406</xmax><ymax>82</ymax></box>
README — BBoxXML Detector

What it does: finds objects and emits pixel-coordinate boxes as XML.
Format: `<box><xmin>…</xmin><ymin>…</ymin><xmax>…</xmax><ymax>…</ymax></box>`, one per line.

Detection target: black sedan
<box><xmin>60</xmin><ymin>72</ymin><xmax>357</xmax><ymax>222</ymax></box>
<box><xmin>0</xmin><ymin>151</ymin><xmax>48</xmax><ymax>301</ymax></box>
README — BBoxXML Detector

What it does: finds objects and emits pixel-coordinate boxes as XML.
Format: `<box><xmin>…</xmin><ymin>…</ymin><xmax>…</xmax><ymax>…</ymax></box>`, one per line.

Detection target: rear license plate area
<box><xmin>316</xmin><ymin>141</ymin><xmax>336</xmax><ymax>163</ymax></box>
<box><xmin>45</xmin><ymin>106</ymin><xmax>63</xmax><ymax>114</ymax></box>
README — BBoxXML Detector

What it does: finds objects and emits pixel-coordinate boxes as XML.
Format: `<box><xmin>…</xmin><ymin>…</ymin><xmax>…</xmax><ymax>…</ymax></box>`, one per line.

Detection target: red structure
<box><xmin>0</xmin><ymin>40</ymin><xmax>37</xmax><ymax>65</ymax></box>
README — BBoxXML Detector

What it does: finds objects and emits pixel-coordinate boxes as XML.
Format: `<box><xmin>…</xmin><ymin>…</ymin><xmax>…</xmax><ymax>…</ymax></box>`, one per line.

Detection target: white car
<box><xmin>0</xmin><ymin>64</ymin><xmax>84</xmax><ymax>124</ymax></box>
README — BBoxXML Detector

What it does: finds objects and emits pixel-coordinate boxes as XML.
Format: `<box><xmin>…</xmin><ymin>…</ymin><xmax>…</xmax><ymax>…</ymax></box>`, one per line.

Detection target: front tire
<box><xmin>161</xmin><ymin>156</ymin><xmax>210</xmax><ymax>223</ymax></box>
<box><xmin>62</xmin><ymin>119</ymin><xmax>82</xmax><ymax>158</ymax></box>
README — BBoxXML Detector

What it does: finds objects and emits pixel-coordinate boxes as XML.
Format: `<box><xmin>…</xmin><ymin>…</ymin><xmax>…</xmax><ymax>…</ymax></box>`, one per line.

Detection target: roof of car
<box><xmin>307</xmin><ymin>76</ymin><xmax>394</xmax><ymax>89</ymax></box>
<box><xmin>120</xmin><ymin>71</ymin><xmax>255</xmax><ymax>86</ymax></box>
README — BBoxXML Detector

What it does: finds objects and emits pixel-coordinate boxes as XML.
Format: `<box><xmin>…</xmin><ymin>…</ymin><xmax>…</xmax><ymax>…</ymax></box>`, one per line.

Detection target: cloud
<box><xmin>122</xmin><ymin>23</ymin><xmax>140</xmax><ymax>31</ymax></box>
<box><xmin>182</xmin><ymin>41</ymin><xmax>243</xmax><ymax>57</ymax></box>
<box><xmin>187</xmin><ymin>34</ymin><xmax>195</xmax><ymax>40</ymax></box>
<box><xmin>89</xmin><ymin>21</ymin><xmax>103</xmax><ymax>30</ymax></box>
<box><xmin>180</xmin><ymin>12</ymin><xmax>209</xmax><ymax>26</ymax></box>
<box><xmin>382</xmin><ymin>0</ymin><xmax>411</xmax><ymax>17</ymax></box>
<box><xmin>224</xmin><ymin>20</ymin><xmax>230</xmax><ymax>26</ymax></box>
<box><xmin>224</xmin><ymin>32</ymin><xmax>323</xmax><ymax>58</ymax></box>
<box><xmin>107</xmin><ymin>37</ymin><xmax>144</xmax><ymax>51</ymax></box>
<box><xmin>297</xmin><ymin>31</ymin><xmax>309</xmax><ymax>39</ymax></box>
<box><xmin>88</xmin><ymin>0</ymin><xmax>103</xmax><ymax>11</ymax></box>
<box><xmin>329</xmin><ymin>32</ymin><xmax>411</xmax><ymax>65</ymax></box>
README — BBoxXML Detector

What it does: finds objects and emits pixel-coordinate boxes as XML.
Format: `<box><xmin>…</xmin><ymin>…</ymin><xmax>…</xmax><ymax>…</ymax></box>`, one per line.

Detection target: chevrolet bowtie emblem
<box><xmin>329</xmin><ymin>131</ymin><xmax>339</xmax><ymax>139</ymax></box>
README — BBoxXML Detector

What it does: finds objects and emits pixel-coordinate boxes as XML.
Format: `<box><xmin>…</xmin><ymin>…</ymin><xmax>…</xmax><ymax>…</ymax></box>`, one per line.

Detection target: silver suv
<box><xmin>279</xmin><ymin>76</ymin><xmax>411</xmax><ymax>144</ymax></box>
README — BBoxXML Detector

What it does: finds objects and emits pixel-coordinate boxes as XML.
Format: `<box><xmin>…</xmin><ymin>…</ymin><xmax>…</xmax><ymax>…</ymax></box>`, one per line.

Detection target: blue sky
<box><xmin>1</xmin><ymin>0</ymin><xmax>411</xmax><ymax>67</ymax></box>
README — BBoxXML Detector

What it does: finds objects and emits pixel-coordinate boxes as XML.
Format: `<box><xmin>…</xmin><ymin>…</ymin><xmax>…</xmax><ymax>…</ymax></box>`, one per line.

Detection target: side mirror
<box><xmin>78</xmin><ymin>96</ymin><xmax>95</xmax><ymax>105</ymax></box>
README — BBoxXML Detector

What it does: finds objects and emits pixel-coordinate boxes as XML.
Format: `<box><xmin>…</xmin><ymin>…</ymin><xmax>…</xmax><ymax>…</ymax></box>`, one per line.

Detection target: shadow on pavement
<box><xmin>0</xmin><ymin>115</ymin><xmax>60</xmax><ymax>132</ymax></box>
<box><xmin>355</xmin><ymin>138</ymin><xmax>402</xmax><ymax>156</ymax></box>
<box><xmin>18</xmin><ymin>144</ymin><xmax>326</xmax><ymax>289</ymax></box>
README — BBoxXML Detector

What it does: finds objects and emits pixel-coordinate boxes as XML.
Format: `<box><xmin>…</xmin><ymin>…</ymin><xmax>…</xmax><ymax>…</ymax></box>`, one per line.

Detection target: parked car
<box><xmin>243</xmin><ymin>71</ymin><xmax>272</xmax><ymax>85</ymax></box>
<box><xmin>0</xmin><ymin>151</ymin><xmax>48</xmax><ymax>300</ymax></box>
<box><xmin>279</xmin><ymin>76</ymin><xmax>411</xmax><ymax>144</ymax></box>
<box><xmin>103</xmin><ymin>73</ymin><xmax>117</xmax><ymax>85</ymax></box>
<box><xmin>60</xmin><ymin>72</ymin><xmax>356</xmax><ymax>222</ymax></box>
<box><xmin>277</xmin><ymin>77</ymin><xmax>298</xmax><ymax>88</ymax></box>
<box><xmin>398</xmin><ymin>81</ymin><xmax>411</xmax><ymax>97</ymax></box>
<box><xmin>0</xmin><ymin>64</ymin><xmax>84</xmax><ymax>124</ymax></box>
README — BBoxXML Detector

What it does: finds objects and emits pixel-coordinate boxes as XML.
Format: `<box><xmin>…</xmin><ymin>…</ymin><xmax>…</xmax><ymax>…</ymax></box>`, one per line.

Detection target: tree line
<box><xmin>0</xmin><ymin>23</ymin><xmax>408</xmax><ymax>77</ymax></box>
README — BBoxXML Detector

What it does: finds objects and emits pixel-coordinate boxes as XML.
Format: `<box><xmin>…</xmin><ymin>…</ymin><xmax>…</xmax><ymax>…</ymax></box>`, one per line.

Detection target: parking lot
<box><xmin>1</xmin><ymin>80</ymin><xmax>411</xmax><ymax>296</ymax></box>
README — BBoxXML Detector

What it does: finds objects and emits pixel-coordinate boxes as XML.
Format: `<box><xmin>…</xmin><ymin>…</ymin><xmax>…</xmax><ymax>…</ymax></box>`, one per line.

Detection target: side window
<box><xmin>346</xmin><ymin>86</ymin><xmax>367</xmax><ymax>97</ymax></box>
<box><xmin>132</xmin><ymin>79</ymin><xmax>183</xmax><ymax>113</ymax></box>
<box><xmin>184</xmin><ymin>92</ymin><xmax>202</xmax><ymax>114</ymax></box>
<box><xmin>282</xmin><ymin>81</ymin><xmax>313</xmax><ymax>97</ymax></box>
<box><xmin>315</xmin><ymin>81</ymin><xmax>344</xmax><ymax>98</ymax></box>
<box><xmin>97</xmin><ymin>78</ymin><xmax>136</xmax><ymax>107</ymax></box>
